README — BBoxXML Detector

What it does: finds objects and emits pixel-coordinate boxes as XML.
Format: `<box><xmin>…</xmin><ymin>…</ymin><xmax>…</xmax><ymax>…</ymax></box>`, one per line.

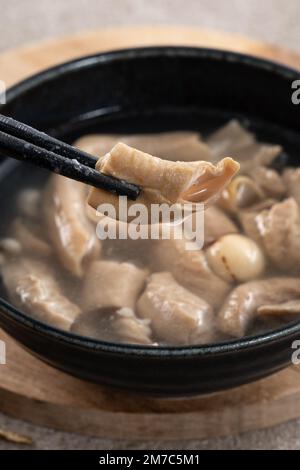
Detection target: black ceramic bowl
<box><xmin>1</xmin><ymin>47</ymin><xmax>300</xmax><ymax>396</ymax></box>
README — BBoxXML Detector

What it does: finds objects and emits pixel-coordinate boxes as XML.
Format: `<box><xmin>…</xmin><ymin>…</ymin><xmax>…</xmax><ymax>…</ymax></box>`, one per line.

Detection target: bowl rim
<box><xmin>2</xmin><ymin>45</ymin><xmax>300</xmax><ymax>358</ymax></box>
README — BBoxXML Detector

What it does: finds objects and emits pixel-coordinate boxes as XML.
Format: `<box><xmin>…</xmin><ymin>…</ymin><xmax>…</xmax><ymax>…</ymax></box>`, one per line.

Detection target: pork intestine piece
<box><xmin>236</xmin><ymin>144</ymin><xmax>282</xmax><ymax>174</ymax></box>
<box><xmin>203</xmin><ymin>206</ymin><xmax>238</xmax><ymax>246</ymax></box>
<box><xmin>71</xmin><ymin>307</ymin><xmax>153</xmax><ymax>345</ymax></box>
<box><xmin>206</xmin><ymin>120</ymin><xmax>281</xmax><ymax>172</ymax></box>
<box><xmin>88</xmin><ymin>143</ymin><xmax>239</xmax><ymax>222</ymax></box>
<box><xmin>219</xmin><ymin>168</ymin><xmax>285</xmax><ymax>218</ymax></box>
<box><xmin>113</xmin><ymin>307</ymin><xmax>153</xmax><ymax>345</ymax></box>
<box><xmin>238</xmin><ymin>199</ymin><xmax>277</xmax><ymax>244</ymax></box>
<box><xmin>1</xmin><ymin>257</ymin><xmax>81</xmax><ymax>330</ymax></box>
<box><xmin>218</xmin><ymin>277</ymin><xmax>300</xmax><ymax>337</ymax></box>
<box><xmin>152</xmin><ymin>237</ymin><xmax>230</xmax><ymax>308</ymax></box>
<box><xmin>75</xmin><ymin>131</ymin><xmax>212</xmax><ymax>162</ymax></box>
<box><xmin>137</xmin><ymin>272</ymin><xmax>214</xmax><ymax>345</ymax></box>
<box><xmin>219</xmin><ymin>175</ymin><xmax>265</xmax><ymax>213</ymax></box>
<box><xmin>240</xmin><ymin>198</ymin><xmax>300</xmax><ymax>272</ymax></box>
<box><xmin>283</xmin><ymin>168</ymin><xmax>300</xmax><ymax>206</ymax></box>
<box><xmin>11</xmin><ymin>218</ymin><xmax>52</xmax><ymax>258</ymax></box>
<box><xmin>43</xmin><ymin>175</ymin><xmax>101</xmax><ymax>277</ymax></box>
<box><xmin>81</xmin><ymin>260</ymin><xmax>148</xmax><ymax>312</ymax></box>
<box><xmin>247</xmin><ymin>166</ymin><xmax>286</xmax><ymax>199</ymax></box>
<box><xmin>206</xmin><ymin>120</ymin><xmax>255</xmax><ymax>159</ymax></box>
<box><xmin>256</xmin><ymin>198</ymin><xmax>300</xmax><ymax>271</ymax></box>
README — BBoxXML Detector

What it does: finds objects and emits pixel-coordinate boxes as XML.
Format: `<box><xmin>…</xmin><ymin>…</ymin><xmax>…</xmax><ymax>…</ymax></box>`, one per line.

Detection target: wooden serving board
<box><xmin>1</xmin><ymin>27</ymin><xmax>300</xmax><ymax>440</ymax></box>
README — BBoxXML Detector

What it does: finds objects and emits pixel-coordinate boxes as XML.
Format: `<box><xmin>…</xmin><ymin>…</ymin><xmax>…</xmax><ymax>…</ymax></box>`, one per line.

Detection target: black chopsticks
<box><xmin>0</xmin><ymin>114</ymin><xmax>141</xmax><ymax>200</ymax></box>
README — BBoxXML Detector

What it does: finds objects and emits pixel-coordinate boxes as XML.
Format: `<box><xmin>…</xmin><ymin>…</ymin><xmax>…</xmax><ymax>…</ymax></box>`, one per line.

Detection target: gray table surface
<box><xmin>0</xmin><ymin>0</ymin><xmax>300</xmax><ymax>450</ymax></box>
